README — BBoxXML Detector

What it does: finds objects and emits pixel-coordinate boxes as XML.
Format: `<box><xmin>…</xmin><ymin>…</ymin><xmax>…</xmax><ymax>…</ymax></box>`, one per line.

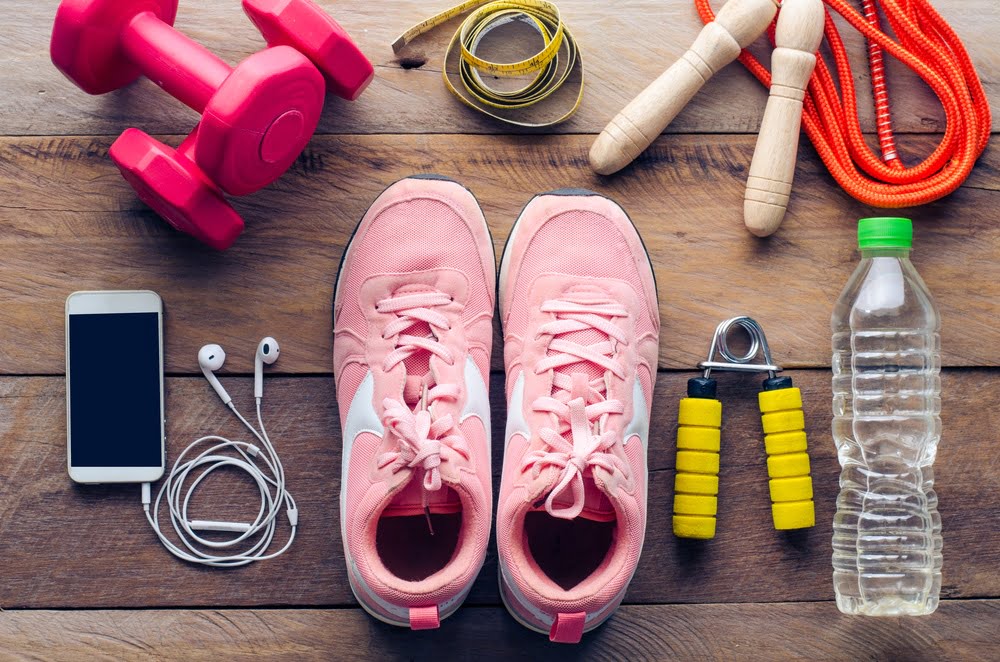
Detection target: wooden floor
<box><xmin>1</xmin><ymin>1</ymin><xmax>998</xmax><ymax>660</ymax></box>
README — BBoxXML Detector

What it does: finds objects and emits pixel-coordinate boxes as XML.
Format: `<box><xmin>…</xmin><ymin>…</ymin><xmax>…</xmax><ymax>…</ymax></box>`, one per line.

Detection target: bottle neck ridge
<box><xmin>860</xmin><ymin>247</ymin><xmax>911</xmax><ymax>259</ymax></box>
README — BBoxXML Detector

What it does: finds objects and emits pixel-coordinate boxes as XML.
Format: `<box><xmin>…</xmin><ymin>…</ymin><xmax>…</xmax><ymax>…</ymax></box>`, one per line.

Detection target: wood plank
<box><xmin>0</xmin><ymin>601</ymin><xmax>997</xmax><ymax>661</ymax></box>
<box><xmin>4</xmin><ymin>1</ymin><xmax>997</xmax><ymax>136</ymax></box>
<box><xmin>0</xmin><ymin>134</ymin><xmax>997</xmax><ymax>375</ymax></box>
<box><xmin>0</xmin><ymin>370</ymin><xmax>995</xmax><ymax>609</ymax></box>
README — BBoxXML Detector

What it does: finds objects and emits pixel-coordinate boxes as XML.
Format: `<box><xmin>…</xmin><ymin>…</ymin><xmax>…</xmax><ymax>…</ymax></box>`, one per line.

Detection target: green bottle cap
<box><xmin>858</xmin><ymin>217</ymin><xmax>912</xmax><ymax>250</ymax></box>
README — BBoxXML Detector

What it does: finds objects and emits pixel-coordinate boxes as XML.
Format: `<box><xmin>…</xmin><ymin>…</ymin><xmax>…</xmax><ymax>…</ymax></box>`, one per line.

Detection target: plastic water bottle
<box><xmin>830</xmin><ymin>217</ymin><xmax>942</xmax><ymax>616</ymax></box>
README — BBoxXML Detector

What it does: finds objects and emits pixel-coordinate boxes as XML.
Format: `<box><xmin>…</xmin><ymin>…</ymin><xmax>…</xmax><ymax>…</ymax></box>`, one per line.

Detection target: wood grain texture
<box><xmin>3</xmin><ymin>0</ymin><xmax>998</xmax><ymax>654</ymax></box>
<box><xmin>5</xmin><ymin>0</ymin><xmax>997</xmax><ymax>136</ymax></box>
<box><xmin>1</xmin><ymin>370</ymin><xmax>996</xmax><ymax>609</ymax></box>
<box><xmin>0</xmin><ymin>601</ymin><xmax>998</xmax><ymax>661</ymax></box>
<box><xmin>0</xmin><ymin>134</ymin><xmax>997</xmax><ymax>375</ymax></box>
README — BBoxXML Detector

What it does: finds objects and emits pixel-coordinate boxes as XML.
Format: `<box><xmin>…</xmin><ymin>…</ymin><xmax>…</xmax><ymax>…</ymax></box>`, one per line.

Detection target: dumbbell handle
<box><xmin>744</xmin><ymin>0</ymin><xmax>826</xmax><ymax>236</ymax></box>
<box><xmin>175</xmin><ymin>130</ymin><xmax>199</xmax><ymax>161</ymax></box>
<box><xmin>590</xmin><ymin>0</ymin><xmax>778</xmax><ymax>175</ymax></box>
<box><xmin>121</xmin><ymin>11</ymin><xmax>233</xmax><ymax>113</ymax></box>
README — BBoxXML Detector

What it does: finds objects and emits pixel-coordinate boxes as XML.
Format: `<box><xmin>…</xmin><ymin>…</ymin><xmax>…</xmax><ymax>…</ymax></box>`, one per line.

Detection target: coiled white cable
<box><xmin>142</xmin><ymin>397</ymin><xmax>297</xmax><ymax>567</ymax></box>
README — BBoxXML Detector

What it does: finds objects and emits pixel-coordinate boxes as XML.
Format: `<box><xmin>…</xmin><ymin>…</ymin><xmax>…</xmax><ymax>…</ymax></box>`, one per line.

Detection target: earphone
<box><xmin>199</xmin><ymin>343</ymin><xmax>232</xmax><ymax>404</ymax></box>
<box><xmin>142</xmin><ymin>337</ymin><xmax>297</xmax><ymax>567</ymax></box>
<box><xmin>254</xmin><ymin>337</ymin><xmax>279</xmax><ymax>399</ymax></box>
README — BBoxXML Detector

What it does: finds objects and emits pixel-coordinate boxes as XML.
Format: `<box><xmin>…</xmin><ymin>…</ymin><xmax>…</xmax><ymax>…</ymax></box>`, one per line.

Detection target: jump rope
<box><xmin>398</xmin><ymin>0</ymin><xmax>989</xmax><ymax>208</ymax></box>
<box><xmin>697</xmin><ymin>0</ymin><xmax>990</xmax><ymax>208</ymax></box>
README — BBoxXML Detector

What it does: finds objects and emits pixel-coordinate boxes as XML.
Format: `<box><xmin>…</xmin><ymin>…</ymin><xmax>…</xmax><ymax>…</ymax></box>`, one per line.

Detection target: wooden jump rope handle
<box><xmin>589</xmin><ymin>0</ymin><xmax>778</xmax><ymax>176</ymax></box>
<box><xmin>744</xmin><ymin>0</ymin><xmax>825</xmax><ymax>236</ymax></box>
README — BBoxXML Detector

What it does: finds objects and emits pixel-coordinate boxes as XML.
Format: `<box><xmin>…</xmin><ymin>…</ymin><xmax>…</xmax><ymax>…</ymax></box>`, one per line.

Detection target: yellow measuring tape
<box><xmin>392</xmin><ymin>0</ymin><xmax>584</xmax><ymax>127</ymax></box>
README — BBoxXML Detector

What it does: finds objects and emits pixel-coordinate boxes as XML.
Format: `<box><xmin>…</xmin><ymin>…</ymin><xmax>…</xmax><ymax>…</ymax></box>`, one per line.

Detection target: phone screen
<box><xmin>68</xmin><ymin>312</ymin><xmax>163</xmax><ymax>467</ymax></box>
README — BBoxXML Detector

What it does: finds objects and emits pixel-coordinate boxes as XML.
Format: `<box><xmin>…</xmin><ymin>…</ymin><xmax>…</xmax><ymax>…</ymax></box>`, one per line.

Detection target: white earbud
<box><xmin>148</xmin><ymin>339</ymin><xmax>297</xmax><ymax>567</ymax></box>
<box><xmin>254</xmin><ymin>337</ymin><xmax>280</xmax><ymax>399</ymax></box>
<box><xmin>198</xmin><ymin>344</ymin><xmax>232</xmax><ymax>405</ymax></box>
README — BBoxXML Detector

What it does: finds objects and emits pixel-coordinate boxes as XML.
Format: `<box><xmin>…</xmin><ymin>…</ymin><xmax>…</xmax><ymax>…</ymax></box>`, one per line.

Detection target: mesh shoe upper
<box><xmin>497</xmin><ymin>191</ymin><xmax>659</xmax><ymax>639</ymax></box>
<box><xmin>333</xmin><ymin>176</ymin><xmax>495</xmax><ymax>628</ymax></box>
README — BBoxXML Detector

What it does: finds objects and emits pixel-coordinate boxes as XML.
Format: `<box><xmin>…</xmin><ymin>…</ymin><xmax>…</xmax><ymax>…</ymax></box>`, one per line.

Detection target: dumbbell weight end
<box><xmin>111</xmin><ymin>129</ymin><xmax>245</xmax><ymax>250</ymax></box>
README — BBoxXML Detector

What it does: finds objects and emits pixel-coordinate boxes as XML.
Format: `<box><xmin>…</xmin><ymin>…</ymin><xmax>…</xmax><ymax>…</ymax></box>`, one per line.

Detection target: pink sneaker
<box><xmin>496</xmin><ymin>190</ymin><xmax>659</xmax><ymax>643</ymax></box>
<box><xmin>333</xmin><ymin>176</ymin><xmax>495</xmax><ymax>629</ymax></box>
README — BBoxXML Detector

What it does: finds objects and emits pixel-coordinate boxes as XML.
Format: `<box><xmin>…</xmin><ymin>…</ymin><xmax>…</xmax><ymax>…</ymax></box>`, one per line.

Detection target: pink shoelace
<box><xmin>522</xmin><ymin>298</ymin><xmax>630</xmax><ymax>519</ymax></box>
<box><xmin>374</xmin><ymin>291</ymin><xmax>469</xmax><ymax>504</ymax></box>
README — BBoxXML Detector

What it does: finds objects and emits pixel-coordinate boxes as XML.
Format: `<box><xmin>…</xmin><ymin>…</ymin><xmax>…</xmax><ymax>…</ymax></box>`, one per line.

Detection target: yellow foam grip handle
<box><xmin>759</xmin><ymin>387</ymin><xmax>815</xmax><ymax>530</ymax></box>
<box><xmin>673</xmin><ymin>397</ymin><xmax>722</xmax><ymax>539</ymax></box>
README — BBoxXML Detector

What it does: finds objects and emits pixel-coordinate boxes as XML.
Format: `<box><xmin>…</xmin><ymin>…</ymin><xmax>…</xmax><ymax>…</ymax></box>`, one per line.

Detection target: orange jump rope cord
<box><xmin>695</xmin><ymin>0</ymin><xmax>991</xmax><ymax>208</ymax></box>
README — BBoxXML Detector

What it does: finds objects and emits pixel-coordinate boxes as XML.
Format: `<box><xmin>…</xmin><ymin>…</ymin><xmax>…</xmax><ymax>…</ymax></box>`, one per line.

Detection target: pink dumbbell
<box><xmin>243</xmin><ymin>0</ymin><xmax>375</xmax><ymax>101</ymax></box>
<box><xmin>51</xmin><ymin>0</ymin><xmax>328</xmax><ymax>196</ymax></box>
<box><xmin>111</xmin><ymin>129</ymin><xmax>245</xmax><ymax>250</ymax></box>
<box><xmin>51</xmin><ymin>0</ymin><xmax>374</xmax><ymax>249</ymax></box>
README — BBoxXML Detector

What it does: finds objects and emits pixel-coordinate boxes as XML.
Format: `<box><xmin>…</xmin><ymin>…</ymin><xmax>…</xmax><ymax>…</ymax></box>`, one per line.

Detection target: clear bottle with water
<box><xmin>831</xmin><ymin>217</ymin><xmax>942</xmax><ymax>616</ymax></box>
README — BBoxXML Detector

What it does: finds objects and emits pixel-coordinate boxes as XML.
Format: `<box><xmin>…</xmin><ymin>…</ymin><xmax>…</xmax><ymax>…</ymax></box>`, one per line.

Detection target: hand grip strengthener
<box><xmin>673</xmin><ymin>316</ymin><xmax>816</xmax><ymax>539</ymax></box>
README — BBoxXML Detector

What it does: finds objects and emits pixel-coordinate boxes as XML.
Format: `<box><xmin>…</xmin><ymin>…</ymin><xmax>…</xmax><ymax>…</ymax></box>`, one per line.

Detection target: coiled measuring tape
<box><xmin>392</xmin><ymin>0</ymin><xmax>584</xmax><ymax>127</ymax></box>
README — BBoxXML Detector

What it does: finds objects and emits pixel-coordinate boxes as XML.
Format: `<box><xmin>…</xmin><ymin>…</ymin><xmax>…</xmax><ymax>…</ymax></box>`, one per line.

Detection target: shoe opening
<box><xmin>524</xmin><ymin>510</ymin><xmax>616</xmax><ymax>591</ymax></box>
<box><xmin>376</xmin><ymin>486</ymin><xmax>463</xmax><ymax>582</ymax></box>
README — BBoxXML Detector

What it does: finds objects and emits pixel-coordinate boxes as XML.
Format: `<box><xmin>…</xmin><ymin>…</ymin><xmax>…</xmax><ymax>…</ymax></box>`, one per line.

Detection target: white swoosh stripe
<box><xmin>504</xmin><ymin>371</ymin><xmax>530</xmax><ymax>450</ymax></box>
<box><xmin>340</xmin><ymin>370</ymin><xmax>383</xmax><ymax>517</ymax></box>
<box><xmin>624</xmin><ymin>377</ymin><xmax>650</xmax><ymax>503</ymax></box>
<box><xmin>460</xmin><ymin>355</ymin><xmax>491</xmax><ymax>457</ymax></box>
<box><xmin>623</xmin><ymin>378</ymin><xmax>649</xmax><ymax>447</ymax></box>
<box><xmin>339</xmin><ymin>359</ymin><xmax>489</xmax><ymax>622</ymax></box>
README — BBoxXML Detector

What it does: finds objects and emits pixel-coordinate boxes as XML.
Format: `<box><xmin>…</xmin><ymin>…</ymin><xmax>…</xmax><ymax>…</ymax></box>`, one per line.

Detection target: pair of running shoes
<box><xmin>333</xmin><ymin>176</ymin><xmax>659</xmax><ymax>643</ymax></box>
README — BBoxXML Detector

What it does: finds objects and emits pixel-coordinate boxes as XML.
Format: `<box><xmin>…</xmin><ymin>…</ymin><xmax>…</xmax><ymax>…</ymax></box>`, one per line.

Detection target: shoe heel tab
<box><xmin>549</xmin><ymin>611</ymin><xmax>586</xmax><ymax>643</ymax></box>
<box><xmin>409</xmin><ymin>605</ymin><xmax>441</xmax><ymax>630</ymax></box>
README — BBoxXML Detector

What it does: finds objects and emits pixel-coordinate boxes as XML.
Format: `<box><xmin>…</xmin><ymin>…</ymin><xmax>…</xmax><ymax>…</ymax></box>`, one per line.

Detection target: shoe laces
<box><xmin>378</xmin><ymin>398</ymin><xmax>469</xmax><ymax>496</ymax></box>
<box><xmin>375</xmin><ymin>290</ymin><xmax>468</xmax><ymax>504</ymax></box>
<box><xmin>522</xmin><ymin>297</ymin><xmax>630</xmax><ymax>520</ymax></box>
<box><xmin>377</xmin><ymin>291</ymin><xmax>456</xmax><ymax>372</ymax></box>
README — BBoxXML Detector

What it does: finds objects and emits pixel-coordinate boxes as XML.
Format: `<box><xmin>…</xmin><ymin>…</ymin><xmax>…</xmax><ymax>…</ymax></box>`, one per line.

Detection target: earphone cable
<box><xmin>141</xmin><ymin>397</ymin><xmax>297</xmax><ymax>567</ymax></box>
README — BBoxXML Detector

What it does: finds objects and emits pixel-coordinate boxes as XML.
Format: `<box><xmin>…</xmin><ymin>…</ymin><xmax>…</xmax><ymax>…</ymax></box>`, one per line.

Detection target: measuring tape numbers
<box><xmin>393</xmin><ymin>0</ymin><xmax>585</xmax><ymax>127</ymax></box>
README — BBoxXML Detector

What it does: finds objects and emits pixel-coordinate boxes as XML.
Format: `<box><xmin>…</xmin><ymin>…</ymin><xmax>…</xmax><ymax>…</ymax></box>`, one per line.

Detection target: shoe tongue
<box><xmin>390</xmin><ymin>284</ymin><xmax>439</xmax><ymax>407</ymax></box>
<box><xmin>383</xmin><ymin>473</ymin><xmax>462</xmax><ymax>517</ymax></box>
<box><xmin>547</xmin><ymin>287</ymin><xmax>613</xmax><ymax>390</ymax></box>
<box><xmin>385</xmin><ymin>284</ymin><xmax>462</xmax><ymax>516</ymax></box>
<box><xmin>403</xmin><ymin>375</ymin><xmax>428</xmax><ymax>407</ymax></box>
<box><xmin>401</xmin><ymin>329</ymin><xmax>432</xmax><ymax>408</ymax></box>
<box><xmin>550</xmin><ymin>330</ymin><xmax>606</xmax><ymax>384</ymax></box>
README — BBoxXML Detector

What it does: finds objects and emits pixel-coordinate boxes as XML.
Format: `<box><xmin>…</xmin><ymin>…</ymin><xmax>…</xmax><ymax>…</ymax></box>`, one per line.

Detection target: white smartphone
<box><xmin>65</xmin><ymin>290</ymin><xmax>166</xmax><ymax>483</ymax></box>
